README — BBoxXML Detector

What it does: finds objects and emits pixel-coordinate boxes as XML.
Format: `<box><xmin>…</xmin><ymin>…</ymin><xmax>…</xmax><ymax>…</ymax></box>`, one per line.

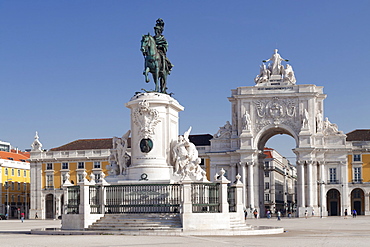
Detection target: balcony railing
<box><xmin>351</xmin><ymin>179</ymin><xmax>363</xmax><ymax>184</ymax></box>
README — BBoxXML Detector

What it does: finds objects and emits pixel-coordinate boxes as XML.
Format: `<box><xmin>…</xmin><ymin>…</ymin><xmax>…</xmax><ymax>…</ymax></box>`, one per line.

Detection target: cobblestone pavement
<box><xmin>0</xmin><ymin>216</ymin><xmax>369</xmax><ymax>247</ymax></box>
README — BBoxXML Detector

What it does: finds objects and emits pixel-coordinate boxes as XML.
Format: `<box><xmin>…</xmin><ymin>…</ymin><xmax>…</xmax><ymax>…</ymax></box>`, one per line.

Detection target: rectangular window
<box><xmin>24</xmin><ymin>183</ymin><xmax>27</xmax><ymax>191</ymax></box>
<box><xmin>4</xmin><ymin>181</ymin><xmax>8</xmax><ymax>188</ymax></box>
<box><xmin>93</xmin><ymin>161</ymin><xmax>101</xmax><ymax>169</ymax></box>
<box><xmin>17</xmin><ymin>170</ymin><xmax>20</xmax><ymax>177</ymax></box>
<box><xmin>11</xmin><ymin>169</ymin><xmax>14</xmax><ymax>176</ymax></box>
<box><xmin>46</xmin><ymin>175</ymin><xmax>54</xmax><ymax>188</ymax></box>
<box><xmin>62</xmin><ymin>162</ymin><xmax>69</xmax><ymax>170</ymax></box>
<box><xmin>329</xmin><ymin>168</ymin><xmax>337</xmax><ymax>183</ymax></box>
<box><xmin>46</xmin><ymin>163</ymin><xmax>53</xmax><ymax>170</ymax></box>
<box><xmin>78</xmin><ymin>162</ymin><xmax>84</xmax><ymax>169</ymax></box>
<box><xmin>24</xmin><ymin>170</ymin><xmax>27</xmax><ymax>177</ymax></box>
<box><xmin>354</xmin><ymin>167</ymin><xmax>362</xmax><ymax>182</ymax></box>
<box><xmin>264</xmin><ymin>171</ymin><xmax>269</xmax><ymax>177</ymax></box>
<box><xmin>264</xmin><ymin>161</ymin><xmax>270</xmax><ymax>169</ymax></box>
<box><xmin>78</xmin><ymin>174</ymin><xmax>84</xmax><ymax>182</ymax></box>
<box><xmin>95</xmin><ymin>173</ymin><xmax>101</xmax><ymax>183</ymax></box>
<box><xmin>265</xmin><ymin>194</ymin><xmax>270</xmax><ymax>202</ymax></box>
<box><xmin>5</xmin><ymin>168</ymin><xmax>8</xmax><ymax>175</ymax></box>
<box><xmin>11</xmin><ymin>182</ymin><xmax>14</xmax><ymax>190</ymax></box>
<box><xmin>353</xmin><ymin>154</ymin><xmax>361</xmax><ymax>162</ymax></box>
<box><xmin>18</xmin><ymin>182</ymin><xmax>21</xmax><ymax>191</ymax></box>
<box><xmin>265</xmin><ymin>182</ymin><xmax>270</xmax><ymax>190</ymax></box>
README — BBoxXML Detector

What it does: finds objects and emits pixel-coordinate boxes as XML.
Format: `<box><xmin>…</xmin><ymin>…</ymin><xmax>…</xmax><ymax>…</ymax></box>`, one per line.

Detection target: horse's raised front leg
<box><xmin>143</xmin><ymin>66</ymin><xmax>150</xmax><ymax>83</ymax></box>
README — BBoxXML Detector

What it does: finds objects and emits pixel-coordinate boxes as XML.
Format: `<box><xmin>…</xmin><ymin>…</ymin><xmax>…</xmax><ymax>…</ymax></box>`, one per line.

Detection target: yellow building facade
<box><xmin>0</xmin><ymin>150</ymin><xmax>30</xmax><ymax>218</ymax></box>
<box><xmin>29</xmin><ymin>137</ymin><xmax>112</xmax><ymax>219</ymax></box>
<box><xmin>347</xmin><ymin>130</ymin><xmax>370</xmax><ymax>215</ymax></box>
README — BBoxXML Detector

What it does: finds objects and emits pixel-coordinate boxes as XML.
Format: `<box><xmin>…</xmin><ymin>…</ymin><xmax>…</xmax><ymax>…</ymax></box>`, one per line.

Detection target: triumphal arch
<box><xmin>209</xmin><ymin>49</ymin><xmax>351</xmax><ymax>217</ymax></box>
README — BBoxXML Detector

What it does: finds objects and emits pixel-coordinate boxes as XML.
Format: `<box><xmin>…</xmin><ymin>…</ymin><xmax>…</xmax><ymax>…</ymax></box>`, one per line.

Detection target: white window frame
<box><xmin>353</xmin><ymin>166</ymin><xmax>362</xmax><ymax>182</ymax></box>
<box><xmin>46</xmin><ymin>163</ymin><xmax>53</xmax><ymax>170</ymax></box>
<box><xmin>46</xmin><ymin>174</ymin><xmax>54</xmax><ymax>188</ymax></box>
<box><xmin>78</xmin><ymin>162</ymin><xmax>85</xmax><ymax>169</ymax></box>
<box><xmin>353</xmin><ymin>154</ymin><xmax>361</xmax><ymax>162</ymax></box>
<box><xmin>62</xmin><ymin>162</ymin><xmax>69</xmax><ymax>170</ymax></box>
<box><xmin>329</xmin><ymin>168</ymin><xmax>337</xmax><ymax>183</ymax></box>
<box><xmin>93</xmin><ymin>161</ymin><xmax>101</xmax><ymax>169</ymax></box>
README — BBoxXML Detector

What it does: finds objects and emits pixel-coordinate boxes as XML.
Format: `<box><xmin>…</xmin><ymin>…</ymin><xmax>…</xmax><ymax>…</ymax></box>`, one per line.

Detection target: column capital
<box><xmin>296</xmin><ymin>160</ymin><xmax>305</xmax><ymax>166</ymax></box>
<box><xmin>246</xmin><ymin>161</ymin><xmax>254</xmax><ymax>166</ymax></box>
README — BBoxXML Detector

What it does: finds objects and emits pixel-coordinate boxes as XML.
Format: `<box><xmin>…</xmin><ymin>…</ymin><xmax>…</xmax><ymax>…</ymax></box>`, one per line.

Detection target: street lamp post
<box><xmin>5</xmin><ymin>178</ymin><xmax>12</xmax><ymax>219</ymax></box>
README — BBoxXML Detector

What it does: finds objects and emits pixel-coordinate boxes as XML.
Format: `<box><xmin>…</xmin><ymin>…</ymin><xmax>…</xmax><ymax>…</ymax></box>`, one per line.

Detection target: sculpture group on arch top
<box><xmin>213</xmin><ymin>48</ymin><xmax>343</xmax><ymax>140</ymax></box>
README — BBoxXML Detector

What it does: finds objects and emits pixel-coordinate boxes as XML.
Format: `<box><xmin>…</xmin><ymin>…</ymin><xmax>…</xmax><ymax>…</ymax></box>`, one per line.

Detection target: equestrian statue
<box><xmin>140</xmin><ymin>19</ymin><xmax>173</xmax><ymax>94</ymax></box>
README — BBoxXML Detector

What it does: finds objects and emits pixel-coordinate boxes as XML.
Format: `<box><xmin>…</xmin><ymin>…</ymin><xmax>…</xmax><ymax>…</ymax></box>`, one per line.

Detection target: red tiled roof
<box><xmin>11</xmin><ymin>150</ymin><xmax>30</xmax><ymax>158</ymax></box>
<box><xmin>49</xmin><ymin>134</ymin><xmax>213</xmax><ymax>152</ymax></box>
<box><xmin>0</xmin><ymin>151</ymin><xmax>30</xmax><ymax>162</ymax></box>
<box><xmin>263</xmin><ymin>148</ymin><xmax>273</xmax><ymax>159</ymax></box>
<box><xmin>50</xmin><ymin>138</ymin><xmax>115</xmax><ymax>151</ymax></box>
<box><xmin>346</xmin><ymin>130</ymin><xmax>370</xmax><ymax>141</ymax></box>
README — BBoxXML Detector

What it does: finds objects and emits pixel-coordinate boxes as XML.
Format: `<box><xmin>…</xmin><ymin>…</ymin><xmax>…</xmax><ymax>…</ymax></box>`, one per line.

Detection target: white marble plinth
<box><xmin>125</xmin><ymin>92</ymin><xmax>184</xmax><ymax>181</ymax></box>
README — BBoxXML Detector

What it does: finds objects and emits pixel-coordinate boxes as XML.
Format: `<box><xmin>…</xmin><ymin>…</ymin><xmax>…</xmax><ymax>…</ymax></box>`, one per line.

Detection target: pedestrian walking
<box><xmin>305</xmin><ymin>210</ymin><xmax>308</xmax><ymax>219</ymax></box>
<box><xmin>244</xmin><ymin>207</ymin><xmax>248</xmax><ymax>220</ymax></box>
<box><xmin>20</xmin><ymin>212</ymin><xmax>24</xmax><ymax>223</ymax></box>
<box><xmin>35</xmin><ymin>212</ymin><xmax>38</xmax><ymax>219</ymax></box>
<box><xmin>253</xmin><ymin>209</ymin><xmax>258</xmax><ymax>219</ymax></box>
<box><xmin>277</xmin><ymin>210</ymin><xmax>281</xmax><ymax>221</ymax></box>
<box><xmin>266</xmin><ymin>210</ymin><xmax>271</xmax><ymax>219</ymax></box>
<box><xmin>344</xmin><ymin>209</ymin><xmax>348</xmax><ymax>219</ymax></box>
<box><xmin>352</xmin><ymin>209</ymin><xmax>357</xmax><ymax>218</ymax></box>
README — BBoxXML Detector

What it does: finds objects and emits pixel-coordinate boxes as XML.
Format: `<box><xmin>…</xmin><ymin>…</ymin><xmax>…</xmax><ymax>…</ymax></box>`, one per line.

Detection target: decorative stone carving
<box><xmin>109</xmin><ymin>130</ymin><xmax>131</xmax><ymax>176</ymax></box>
<box><xmin>301</xmin><ymin>109</ymin><xmax>310</xmax><ymax>130</ymax></box>
<box><xmin>243</xmin><ymin>111</ymin><xmax>251</xmax><ymax>131</ymax></box>
<box><xmin>172</xmin><ymin>127</ymin><xmax>205</xmax><ymax>181</ymax></box>
<box><xmin>316</xmin><ymin>111</ymin><xmax>323</xmax><ymax>133</ymax></box>
<box><xmin>213</xmin><ymin>121</ymin><xmax>232</xmax><ymax>139</ymax></box>
<box><xmin>283</xmin><ymin>64</ymin><xmax>296</xmax><ymax>84</ymax></box>
<box><xmin>133</xmin><ymin>100</ymin><xmax>161</xmax><ymax>139</ymax></box>
<box><xmin>253</xmin><ymin>98</ymin><xmax>299</xmax><ymax>134</ymax></box>
<box><xmin>263</xmin><ymin>49</ymin><xmax>288</xmax><ymax>76</ymax></box>
<box><xmin>31</xmin><ymin>131</ymin><xmax>43</xmax><ymax>151</ymax></box>
<box><xmin>254</xmin><ymin>64</ymin><xmax>271</xmax><ymax>84</ymax></box>
<box><xmin>323</xmin><ymin>117</ymin><xmax>342</xmax><ymax>136</ymax></box>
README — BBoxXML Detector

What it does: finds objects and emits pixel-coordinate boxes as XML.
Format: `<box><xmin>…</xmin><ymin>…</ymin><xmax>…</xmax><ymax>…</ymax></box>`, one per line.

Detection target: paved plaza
<box><xmin>0</xmin><ymin>216</ymin><xmax>370</xmax><ymax>246</ymax></box>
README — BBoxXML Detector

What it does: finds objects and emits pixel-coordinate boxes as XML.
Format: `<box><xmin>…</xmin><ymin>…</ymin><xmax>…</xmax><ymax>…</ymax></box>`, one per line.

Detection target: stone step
<box><xmin>88</xmin><ymin>213</ymin><xmax>182</xmax><ymax>231</ymax></box>
<box><xmin>88</xmin><ymin>226</ymin><xmax>182</xmax><ymax>231</ymax></box>
<box><xmin>90</xmin><ymin>222</ymin><xmax>181</xmax><ymax>228</ymax></box>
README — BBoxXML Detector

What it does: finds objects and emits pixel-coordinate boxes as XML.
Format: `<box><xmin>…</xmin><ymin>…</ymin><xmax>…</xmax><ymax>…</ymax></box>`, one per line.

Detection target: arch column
<box><xmin>238</xmin><ymin>162</ymin><xmax>247</xmax><ymax>206</ymax></box>
<box><xmin>247</xmin><ymin>162</ymin><xmax>255</xmax><ymax>209</ymax></box>
<box><xmin>366</xmin><ymin>193</ymin><xmax>370</xmax><ymax>215</ymax></box>
<box><xmin>230</xmin><ymin>163</ymin><xmax>237</xmax><ymax>183</ymax></box>
<box><xmin>297</xmin><ymin>161</ymin><xmax>305</xmax><ymax>208</ymax></box>
<box><xmin>318</xmin><ymin>161</ymin><xmax>327</xmax><ymax>217</ymax></box>
<box><xmin>306</xmin><ymin>161</ymin><xmax>314</xmax><ymax>207</ymax></box>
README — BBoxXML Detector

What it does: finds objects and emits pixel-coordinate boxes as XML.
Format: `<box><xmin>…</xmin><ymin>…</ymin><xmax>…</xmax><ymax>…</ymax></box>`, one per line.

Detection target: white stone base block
<box><xmin>125</xmin><ymin>92</ymin><xmax>184</xmax><ymax>182</ymax></box>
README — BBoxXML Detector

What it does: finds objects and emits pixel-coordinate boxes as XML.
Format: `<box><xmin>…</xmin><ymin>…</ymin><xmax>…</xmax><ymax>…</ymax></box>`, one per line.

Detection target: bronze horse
<box><xmin>140</xmin><ymin>34</ymin><xmax>168</xmax><ymax>93</ymax></box>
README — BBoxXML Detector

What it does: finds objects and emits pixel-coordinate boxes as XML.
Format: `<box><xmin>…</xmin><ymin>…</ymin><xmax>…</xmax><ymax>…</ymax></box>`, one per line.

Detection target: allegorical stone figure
<box><xmin>112</xmin><ymin>130</ymin><xmax>131</xmax><ymax>175</ymax></box>
<box><xmin>263</xmin><ymin>49</ymin><xmax>289</xmax><ymax>75</ymax></box>
<box><xmin>172</xmin><ymin>127</ymin><xmax>205</xmax><ymax>180</ymax></box>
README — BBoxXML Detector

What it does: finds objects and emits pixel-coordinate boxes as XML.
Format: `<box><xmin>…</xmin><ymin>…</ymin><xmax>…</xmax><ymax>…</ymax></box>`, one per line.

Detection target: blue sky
<box><xmin>1</xmin><ymin>1</ymin><xmax>370</xmax><ymax>161</ymax></box>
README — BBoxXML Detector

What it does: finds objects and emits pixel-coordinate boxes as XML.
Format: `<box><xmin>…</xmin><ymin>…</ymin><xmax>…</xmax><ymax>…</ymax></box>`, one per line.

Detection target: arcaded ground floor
<box><xmin>0</xmin><ymin>216</ymin><xmax>369</xmax><ymax>246</ymax></box>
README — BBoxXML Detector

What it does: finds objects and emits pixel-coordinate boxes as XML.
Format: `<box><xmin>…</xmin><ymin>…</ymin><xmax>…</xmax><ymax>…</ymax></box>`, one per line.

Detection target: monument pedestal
<box><xmin>125</xmin><ymin>92</ymin><xmax>184</xmax><ymax>182</ymax></box>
